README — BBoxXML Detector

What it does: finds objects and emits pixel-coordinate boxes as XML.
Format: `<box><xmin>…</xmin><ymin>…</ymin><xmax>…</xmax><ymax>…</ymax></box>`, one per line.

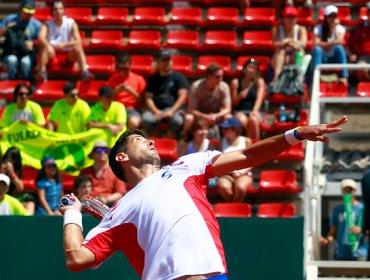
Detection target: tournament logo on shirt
<box><xmin>161</xmin><ymin>171</ymin><xmax>172</xmax><ymax>180</ymax></box>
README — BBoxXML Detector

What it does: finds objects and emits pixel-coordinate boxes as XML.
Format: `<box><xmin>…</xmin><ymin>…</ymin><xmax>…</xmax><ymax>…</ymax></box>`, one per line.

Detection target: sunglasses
<box><xmin>18</xmin><ymin>92</ymin><xmax>31</xmax><ymax>97</ymax></box>
<box><xmin>118</xmin><ymin>66</ymin><xmax>130</xmax><ymax>70</ymax></box>
<box><xmin>213</xmin><ymin>74</ymin><xmax>224</xmax><ymax>79</ymax></box>
<box><xmin>69</xmin><ymin>93</ymin><xmax>79</xmax><ymax>98</ymax></box>
<box><xmin>94</xmin><ymin>147</ymin><xmax>110</xmax><ymax>153</ymax></box>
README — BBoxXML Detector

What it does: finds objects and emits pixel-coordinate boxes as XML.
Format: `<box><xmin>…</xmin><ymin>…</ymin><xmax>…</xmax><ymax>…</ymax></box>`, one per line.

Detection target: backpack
<box><xmin>2</xmin><ymin>26</ymin><xmax>31</xmax><ymax>59</ymax></box>
<box><xmin>268</xmin><ymin>64</ymin><xmax>304</xmax><ymax>97</ymax></box>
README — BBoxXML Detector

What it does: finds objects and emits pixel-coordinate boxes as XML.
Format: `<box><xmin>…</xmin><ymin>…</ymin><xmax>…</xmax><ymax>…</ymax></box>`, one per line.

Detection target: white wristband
<box><xmin>284</xmin><ymin>128</ymin><xmax>302</xmax><ymax>145</ymax></box>
<box><xmin>63</xmin><ymin>209</ymin><xmax>83</xmax><ymax>231</ymax></box>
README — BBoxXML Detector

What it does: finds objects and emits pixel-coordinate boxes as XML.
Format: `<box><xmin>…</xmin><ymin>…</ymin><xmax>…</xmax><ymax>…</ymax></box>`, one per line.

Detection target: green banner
<box><xmin>0</xmin><ymin>122</ymin><xmax>106</xmax><ymax>173</ymax></box>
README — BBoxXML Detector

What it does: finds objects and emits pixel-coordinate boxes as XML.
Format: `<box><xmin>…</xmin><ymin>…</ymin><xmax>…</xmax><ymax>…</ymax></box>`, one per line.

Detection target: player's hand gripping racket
<box><xmin>60</xmin><ymin>195</ymin><xmax>110</xmax><ymax>220</ymax></box>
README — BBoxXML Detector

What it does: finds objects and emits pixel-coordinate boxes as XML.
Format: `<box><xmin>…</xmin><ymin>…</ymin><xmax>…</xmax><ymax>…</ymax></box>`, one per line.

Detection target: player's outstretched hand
<box><xmin>297</xmin><ymin>116</ymin><xmax>348</xmax><ymax>143</ymax></box>
<box><xmin>59</xmin><ymin>193</ymin><xmax>82</xmax><ymax>215</ymax></box>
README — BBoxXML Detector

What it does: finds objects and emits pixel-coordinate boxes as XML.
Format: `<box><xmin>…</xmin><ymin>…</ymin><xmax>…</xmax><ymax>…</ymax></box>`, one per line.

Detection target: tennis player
<box><xmin>60</xmin><ymin>116</ymin><xmax>348</xmax><ymax>280</ymax></box>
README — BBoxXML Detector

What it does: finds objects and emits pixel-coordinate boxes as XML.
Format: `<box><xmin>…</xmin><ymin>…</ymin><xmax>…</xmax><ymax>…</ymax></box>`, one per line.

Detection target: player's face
<box><xmin>125</xmin><ymin>134</ymin><xmax>160</xmax><ymax>166</ymax></box>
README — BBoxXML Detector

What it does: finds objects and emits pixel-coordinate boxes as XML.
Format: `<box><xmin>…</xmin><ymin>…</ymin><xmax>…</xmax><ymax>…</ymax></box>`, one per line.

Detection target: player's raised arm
<box><xmin>60</xmin><ymin>194</ymin><xmax>95</xmax><ymax>272</ymax></box>
<box><xmin>211</xmin><ymin>116</ymin><xmax>348</xmax><ymax>177</ymax></box>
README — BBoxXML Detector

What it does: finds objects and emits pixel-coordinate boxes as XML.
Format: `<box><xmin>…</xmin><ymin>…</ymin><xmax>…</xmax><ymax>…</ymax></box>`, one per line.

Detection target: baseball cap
<box><xmin>0</xmin><ymin>174</ymin><xmax>10</xmax><ymax>187</ymax></box>
<box><xmin>41</xmin><ymin>157</ymin><xmax>57</xmax><ymax>167</ymax></box>
<box><xmin>219</xmin><ymin>117</ymin><xmax>242</xmax><ymax>129</ymax></box>
<box><xmin>341</xmin><ymin>178</ymin><xmax>357</xmax><ymax>190</ymax></box>
<box><xmin>158</xmin><ymin>49</ymin><xmax>171</xmax><ymax>59</ymax></box>
<box><xmin>94</xmin><ymin>140</ymin><xmax>109</xmax><ymax>149</ymax></box>
<box><xmin>282</xmin><ymin>6</ymin><xmax>299</xmax><ymax>17</ymax></box>
<box><xmin>324</xmin><ymin>5</ymin><xmax>338</xmax><ymax>16</ymax></box>
<box><xmin>98</xmin><ymin>86</ymin><xmax>114</xmax><ymax>97</ymax></box>
<box><xmin>21</xmin><ymin>0</ymin><xmax>36</xmax><ymax>14</ymax></box>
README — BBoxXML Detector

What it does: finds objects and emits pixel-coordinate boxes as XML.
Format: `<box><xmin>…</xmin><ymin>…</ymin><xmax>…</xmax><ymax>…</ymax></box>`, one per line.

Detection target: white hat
<box><xmin>341</xmin><ymin>178</ymin><xmax>356</xmax><ymax>190</ymax></box>
<box><xmin>0</xmin><ymin>173</ymin><xmax>10</xmax><ymax>187</ymax></box>
<box><xmin>324</xmin><ymin>5</ymin><xmax>338</xmax><ymax>16</ymax></box>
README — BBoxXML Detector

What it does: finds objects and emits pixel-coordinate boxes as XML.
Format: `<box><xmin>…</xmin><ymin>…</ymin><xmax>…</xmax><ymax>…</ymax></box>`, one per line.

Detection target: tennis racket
<box><xmin>81</xmin><ymin>195</ymin><xmax>111</xmax><ymax>220</ymax></box>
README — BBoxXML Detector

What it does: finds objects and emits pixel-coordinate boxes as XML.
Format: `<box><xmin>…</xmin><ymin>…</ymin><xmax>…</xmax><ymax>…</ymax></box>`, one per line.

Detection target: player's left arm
<box><xmin>211</xmin><ymin>116</ymin><xmax>348</xmax><ymax>176</ymax></box>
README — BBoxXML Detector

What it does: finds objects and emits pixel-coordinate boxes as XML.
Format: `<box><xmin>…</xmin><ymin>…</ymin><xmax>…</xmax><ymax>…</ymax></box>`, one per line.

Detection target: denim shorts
<box><xmin>207</xmin><ymin>274</ymin><xmax>228</xmax><ymax>280</ymax></box>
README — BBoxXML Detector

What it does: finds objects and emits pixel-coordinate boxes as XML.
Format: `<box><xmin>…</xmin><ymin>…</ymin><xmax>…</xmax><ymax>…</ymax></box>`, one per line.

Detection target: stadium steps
<box><xmin>308</xmin><ymin>261</ymin><xmax>370</xmax><ymax>280</ymax></box>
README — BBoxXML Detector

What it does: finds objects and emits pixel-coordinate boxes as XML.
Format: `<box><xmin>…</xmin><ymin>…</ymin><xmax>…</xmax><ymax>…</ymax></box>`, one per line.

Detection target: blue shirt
<box><xmin>330</xmin><ymin>203</ymin><xmax>368</xmax><ymax>260</ymax></box>
<box><xmin>35</xmin><ymin>178</ymin><xmax>63</xmax><ymax>215</ymax></box>
<box><xmin>0</xmin><ymin>14</ymin><xmax>41</xmax><ymax>40</ymax></box>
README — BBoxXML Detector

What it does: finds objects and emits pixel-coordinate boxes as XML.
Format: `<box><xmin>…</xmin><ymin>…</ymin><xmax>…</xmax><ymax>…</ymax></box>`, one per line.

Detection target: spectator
<box><xmin>0</xmin><ymin>0</ymin><xmax>41</xmax><ymax>81</ymax></box>
<box><xmin>142</xmin><ymin>49</ymin><xmax>189</xmax><ymax>138</ymax></box>
<box><xmin>36</xmin><ymin>1</ymin><xmax>94</xmax><ymax>82</ymax></box>
<box><xmin>347</xmin><ymin>2</ymin><xmax>370</xmax><ymax>82</ymax></box>
<box><xmin>107</xmin><ymin>55</ymin><xmax>146</xmax><ymax>129</ymax></box>
<box><xmin>35</xmin><ymin>157</ymin><xmax>63</xmax><ymax>216</ymax></box>
<box><xmin>184</xmin><ymin>63</ymin><xmax>231</xmax><ymax>140</ymax></box>
<box><xmin>231</xmin><ymin>58</ymin><xmax>265</xmax><ymax>140</ymax></box>
<box><xmin>217</xmin><ymin>117</ymin><xmax>253</xmax><ymax>202</ymax></box>
<box><xmin>312</xmin><ymin>5</ymin><xmax>348</xmax><ymax>85</ymax></box>
<box><xmin>0</xmin><ymin>147</ymin><xmax>35</xmax><ymax>214</ymax></box>
<box><xmin>80</xmin><ymin>140</ymin><xmax>127</xmax><ymax>207</ymax></box>
<box><xmin>361</xmin><ymin>169</ymin><xmax>370</xmax><ymax>261</ymax></box>
<box><xmin>271</xmin><ymin>6</ymin><xmax>307</xmax><ymax>82</ymax></box>
<box><xmin>0</xmin><ymin>173</ymin><xmax>29</xmax><ymax>215</ymax></box>
<box><xmin>88</xmin><ymin>86</ymin><xmax>127</xmax><ymax>147</ymax></box>
<box><xmin>320</xmin><ymin>179</ymin><xmax>367</xmax><ymax>260</ymax></box>
<box><xmin>47</xmin><ymin>82</ymin><xmax>91</xmax><ymax>134</ymax></box>
<box><xmin>73</xmin><ymin>174</ymin><xmax>93</xmax><ymax>201</ymax></box>
<box><xmin>0</xmin><ymin>83</ymin><xmax>45</xmax><ymax>129</ymax></box>
<box><xmin>178</xmin><ymin>119</ymin><xmax>217</xmax><ymax>157</ymax></box>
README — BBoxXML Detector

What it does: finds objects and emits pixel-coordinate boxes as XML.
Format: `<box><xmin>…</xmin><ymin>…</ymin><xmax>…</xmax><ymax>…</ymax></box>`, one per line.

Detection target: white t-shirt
<box><xmin>83</xmin><ymin>151</ymin><xmax>227</xmax><ymax>280</ymax></box>
<box><xmin>45</xmin><ymin>16</ymin><xmax>75</xmax><ymax>52</ymax></box>
<box><xmin>313</xmin><ymin>23</ymin><xmax>346</xmax><ymax>56</ymax></box>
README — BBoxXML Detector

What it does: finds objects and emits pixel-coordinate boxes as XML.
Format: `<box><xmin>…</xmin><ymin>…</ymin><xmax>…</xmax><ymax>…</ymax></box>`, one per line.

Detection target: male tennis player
<box><xmin>60</xmin><ymin>116</ymin><xmax>348</xmax><ymax>280</ymax></box>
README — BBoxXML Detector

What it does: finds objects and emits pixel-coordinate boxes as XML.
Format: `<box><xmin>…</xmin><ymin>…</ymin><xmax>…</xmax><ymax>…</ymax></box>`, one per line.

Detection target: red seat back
<box><xmin>214</xmin><ymin>202</ymin><xmax>252</xmax><ymax>217</ymax></box>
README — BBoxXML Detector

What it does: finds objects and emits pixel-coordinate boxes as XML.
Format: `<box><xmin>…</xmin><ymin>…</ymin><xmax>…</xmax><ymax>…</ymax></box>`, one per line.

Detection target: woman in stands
<box><xmin>217</xmin><ymin>117</ymin><xmax>253</xmax><ymax>202</ymax></box>
<box><xmin>73</xmin><ymin>175</ymin><xmax>93</xmax><ymax>201</ymax></box>
<box><xmin>312</xmin><ymin>4</ymin><xmax>348</xmax><ymax>84</ymax></box>
<box><xmin>271</xmin><ymin>6</ymin><xmax>307</xmax><ymax>82</ymax></box>
<box><xmin>230</xmin><ymin>58</ymin><xmax>265</xmax><ymax>140</ymax></box>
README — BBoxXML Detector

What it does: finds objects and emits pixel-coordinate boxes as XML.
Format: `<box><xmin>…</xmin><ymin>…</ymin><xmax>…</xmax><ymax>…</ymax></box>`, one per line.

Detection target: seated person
<box><xmin>0</xmin><ymin>173</ymin><xmax>29</xmax><ymax>215</ymax></box>
<box><xmin>36</xmin><ymin>1</ymin><xmax>94</xmax><ymax>82</ymax></box>
<box><xmin>73</xmin><ymin>174</ymin><xmax>93</xmax><ymax>201</ymax></box>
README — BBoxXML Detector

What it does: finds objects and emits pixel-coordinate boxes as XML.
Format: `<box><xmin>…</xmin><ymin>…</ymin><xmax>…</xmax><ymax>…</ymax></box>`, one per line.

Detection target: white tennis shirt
<box><xmin>83</xmin><ymin>151</ymin><xmax>227</xmax><ymax>280</ymax></box>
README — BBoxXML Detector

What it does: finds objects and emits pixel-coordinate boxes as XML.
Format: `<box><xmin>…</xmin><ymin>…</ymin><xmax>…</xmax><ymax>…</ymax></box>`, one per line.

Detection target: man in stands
<box><xmin>142</xmin><ymin>49</ymin><xmax>189</xmax><ymax>138</ymax></box>
<box><xmin>107</xmin><ymin>55</ymin><xmax>146</xmax><ymax>129</ymax></box>
<box><xmin>347</xmin><ymin>2</ymin><xmax>370</xmax><ymax>82</ymax></box>
<box><xmin>0</xmin><ymin>0</ymin><xmax>41</xmax><ymax>81</ymax></box>
<box><xmin>36</xmin><ymin>1</ymin><xmax>94</xmax><ymax>82</ymax></box>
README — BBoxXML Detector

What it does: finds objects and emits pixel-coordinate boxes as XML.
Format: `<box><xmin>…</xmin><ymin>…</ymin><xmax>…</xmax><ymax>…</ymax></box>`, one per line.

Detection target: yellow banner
<box><xmin>0</xmin><ymin>122</ymin><xmax>107</xmax><ymax>173</ymax></box>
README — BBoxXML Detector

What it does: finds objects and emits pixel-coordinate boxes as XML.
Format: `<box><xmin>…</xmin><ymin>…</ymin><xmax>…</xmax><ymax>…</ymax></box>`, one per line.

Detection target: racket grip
<box><xmin>60</xmin><ymin>196</ymin><xmax>74</xmax><ymax>206</ymax></box>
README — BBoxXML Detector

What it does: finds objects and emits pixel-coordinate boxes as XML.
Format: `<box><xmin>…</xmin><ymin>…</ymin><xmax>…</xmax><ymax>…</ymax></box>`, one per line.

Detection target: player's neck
<box><xmin>127</xmin><ymin>163</ymin><xmax>161</xmax><ymax>187</ymax></box>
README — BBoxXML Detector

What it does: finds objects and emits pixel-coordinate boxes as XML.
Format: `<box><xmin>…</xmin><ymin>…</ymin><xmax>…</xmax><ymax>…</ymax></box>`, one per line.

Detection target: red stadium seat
<box><xmin>62</xmin><ymin>173</ymin><xmax>77</xmax><ymax>191</ymax></box>
<box><xmin>259</xmin><ymin>170</ymin><xmax>301</xmax><ymax>194</ymax></box>
<box><xmin>132</xmin><ymin>7</ymin><xmax>166</xmax><ymax>26</ymax></box>
<box><xmin>0</xmin><ymin>80</ymin><xmax>30</xmax><ymax>101</ymax></box>
<box><xmin>86</xmin><ymin>55</ymin><xmax>115</xmax><ymax>76</ymax></box>
<box><xmin>242</xmin><ymin>31</ymin><xmax>273</xmax><ymax>52</ymax></box>
<box><xmin>257</xmin><ymin>203</ymin><xmax>296</xmax><ymax>218</ymax></box>
<box><xmin>77</xmin><ymin>80</ymin><xmax>107</xmax><ymax>101</ymax></box>
<box><xmin>297</xmin><ymin>7</ymin><xmax>315</xmax><ymax>27</ymax></box>
<box><xmin>205</xmin><ymin>7</ymin><xmax>240</xmax><ymax>27</ymax></box>
<box><xmin>89</xmin><ymin>30</ymin><xmax>124</xmax><ymax>51</ymax></box>
<box><xmin>152</xmin><ymin>138</ymin><xmax>178</xmax><ymax>162</ymax></box>
<box><xmin>236</xmin><ymin>56</ymin><xmax>270</xmax><ymax>78</ymax></box>
<box><xmin>136</xmin><ymin>0</ymin><xmax>173</xmax><ymax>3</ymax></box>
<box><xmin>203</xmin><ymin>31</ymin><xmax>238</xmax><ymax>51</ymax></box>
<box><xmin>34</xmin><ymin>7</ymin><xmax>52</xmax><ymax>22</ymax></box>
<box><xmin>243</xmin><ymin>7</ymin><xmax>276</xmax><ymax>27</ymax></box>
<box><xmin>165</xmin><ymin>30</ymin><xmax>200</xmax><ymax>51</ymax></box>
<box><xmin>130</xmin><ymin>55</ymin><xmax>155</xmax><ymax>76</ymax></box>
<box><xmin>23</xmin><ymin>165</ymin><xmax>39</xmax><ymax>191</ymax></box>
<box><xmin>359</xmin><ymin>7</ymin><xmax>369</xmax><ymax>22</ymax></box>
<box><xmin>318</xmin><ymin>7</ymin><xmax>351</xmax><ymax>26</ymax></box>
<box><xmin>196</xmin><ymin>56</ymin><xmax>232</xmax><ymax>77</ymax></box>
<box><xmin>95</xmin><ymin>7</ymin><xmax>129</xmax><ymax>26</ymax></box>
<box><xmin>203</xmin><ymin>0</ymin><xmax>239</xmax><ymax>5</ymax></box>
<box><xmin>214</xmin><ymin>203</ymin><xmax>252</xmax><ymax>218</ymax></box>
<box><xmin>64</xmin><ymin>7</ymin><xmax>94</xmax><ymax>26</ymax></box>
<box><xmin>357</xmin><ymin>82</ymin><xmax>370</xmax><ymax>97</ymax></box>
<box><xmin>274</xmin><ymin>142</ymin><xmax>304</xmax><ymax>161</ymax></box>
<box><xmin>319</xmin><ymin>82</ymin><xmax>348</xmax><ymax>97</ymax></box>
<box><xmin>127</xmin><ymin>30</ymin><xmax>161</xmax><ymax>50</ymax></box>
<box><xmin>33</xmin><ymin>80</ymin><xmax>66</xmax><ymax>101</ymax></box>
<box><xmin>170</xmin><ymin>7</ymin><xmax>203</xmax><ymax>26</ymax></box>
<box><xmin>171</xmin><ymin>55</ymin><xmax>194</xmax><ymax>76</ymax></box>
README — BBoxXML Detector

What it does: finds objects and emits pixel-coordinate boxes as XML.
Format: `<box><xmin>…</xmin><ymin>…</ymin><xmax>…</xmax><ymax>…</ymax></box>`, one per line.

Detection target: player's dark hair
<box><xmin>109</xmin><ymin>129</ymin><xmax>147</xmax><ymax>182</ymax></box>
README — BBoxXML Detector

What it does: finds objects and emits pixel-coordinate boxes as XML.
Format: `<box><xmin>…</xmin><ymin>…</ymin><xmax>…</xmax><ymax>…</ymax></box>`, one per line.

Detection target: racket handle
<box><xmin>60</xmin><ymin>196</ymin><xmax>74</xmax><ymax>206</ymax></box>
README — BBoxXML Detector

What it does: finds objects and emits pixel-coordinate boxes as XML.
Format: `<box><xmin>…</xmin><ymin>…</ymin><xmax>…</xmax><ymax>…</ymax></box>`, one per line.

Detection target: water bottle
<box><xmin>295</xmin><ymin>51</ymin><xmax>303</xmax><ymax>67</ymax></box>
<box><xmin>279</xmin><ymin>103</ymin><xmax>287</xmax><ymax>123</ymax></box>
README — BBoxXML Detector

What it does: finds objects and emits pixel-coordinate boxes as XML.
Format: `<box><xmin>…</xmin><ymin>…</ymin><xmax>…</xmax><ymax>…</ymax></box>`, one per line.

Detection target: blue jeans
<box><xmin>312</xmin><ymin>45</ymin><xmax>348</xmax><ymax>78</ymax></box>
<box><xmin>208</xmin><ymin>274</ymin><xmax>228</xmax><ymax>279</ymax></box>
<box><xmin>3</xmin><ymin>54</ymin><xmax>32</xmax><ymax>80</ymax></box>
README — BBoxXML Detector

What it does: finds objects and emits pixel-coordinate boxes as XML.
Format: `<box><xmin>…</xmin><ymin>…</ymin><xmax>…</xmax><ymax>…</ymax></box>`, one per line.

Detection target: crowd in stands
<box><xmin>1</xmin><ymin>2</ymin><xmax>370</xmax><ymax>262</ymax></box>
